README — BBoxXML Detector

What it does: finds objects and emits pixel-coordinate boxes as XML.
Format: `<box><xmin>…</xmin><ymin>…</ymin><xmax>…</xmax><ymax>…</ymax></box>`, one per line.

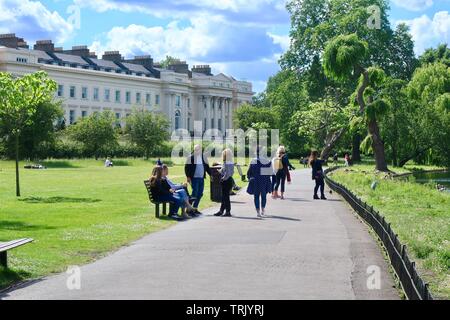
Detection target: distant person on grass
<box><xmin>185</xmin><ymin>144</ymin><xmax>211</xmax><ymax>214</ymax></box>
<box><xmin>105</xmin><ymin>157</ymin><xmax>113</xmax><ymax>167</ymax></box>
<box><xmin>309</xmin><ymin>150</ymin><xmax>327</xmax><ymax>200</ymax></box>
<box><xmin>150</xmin><ymin>166</ymin><xmax>190</xmax><ymax>220</ymax></box>
<box><xmin>214</xmin><ymin>149</ymin><xmax>235</xmax><ymax>217</ymax></box>
<box><xmin>247</xmin><ymin>147</ymin><xmax>273</xmax><ymax>218</ymax></box>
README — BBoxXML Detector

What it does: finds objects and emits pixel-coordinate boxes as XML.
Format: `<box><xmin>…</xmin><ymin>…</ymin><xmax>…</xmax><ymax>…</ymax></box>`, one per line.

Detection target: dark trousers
<box><xmin>220</xmin><ymin>178</ymin><xmax>233</xmax><ymax>214</ymax></box>
<box><xmin>314</xmin><ymin>178</ymin><xmax>325</xmax><ymax>196</ymax></box>
<box><xmin>275</xmin><ymin>170</ymin><xmax>286</xmax><ymax>193</ymax></box>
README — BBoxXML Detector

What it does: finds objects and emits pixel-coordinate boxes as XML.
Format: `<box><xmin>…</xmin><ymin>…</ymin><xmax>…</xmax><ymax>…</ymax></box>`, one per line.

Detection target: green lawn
<box><xmin>0</xmin><ymin>158</ymin><xmax>244</xmax><ymax>289</ymax></box>
<box><xmin>328</xmin><ymin>164</ymin><xmax>449</xmax><ymax>299</ymax></box>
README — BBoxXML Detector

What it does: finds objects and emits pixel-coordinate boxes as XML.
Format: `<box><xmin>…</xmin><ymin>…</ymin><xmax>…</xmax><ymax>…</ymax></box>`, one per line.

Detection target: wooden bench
<box><xmin>144</xmin><ymin>180</ymin><xmax>173</xmax><ymax>218</ymax></box>
<box><xmin>0</xmin><ymin>238</ymin><xmax>33</xmax><ymax>268</ymax></box>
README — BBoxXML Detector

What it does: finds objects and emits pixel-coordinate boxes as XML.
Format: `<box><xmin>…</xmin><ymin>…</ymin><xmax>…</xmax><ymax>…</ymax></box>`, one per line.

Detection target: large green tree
<box><xmin>0</xmin><ymin>71</ymin><xmax>57</xmax><ymax>196</ymax></box>
<box><xmin>324</xmin><ymin>34</ymin><xmax>390</xmax><ymax>171</ymax></box>
<box><xmin>68</xmin><ymin>111</ymin><xmax>118</xmax><ymax>160</ymax></box>
<box><xmin>125</xmin><ymin>108</ymin><xmax>170</xmax><ymax>159</ymax></box>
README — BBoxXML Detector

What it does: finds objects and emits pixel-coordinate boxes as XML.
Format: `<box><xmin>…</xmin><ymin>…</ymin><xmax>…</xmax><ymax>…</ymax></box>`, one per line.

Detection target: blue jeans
<box><xmin>191</xmin><ymin>177</ymin><xmax>204</xmax><ymax>208</ymax></box>
<box><xmin>254</xmin><ymin>192</ymin><xmax>267</xmax><ymax>210</ymax></box>
<box><xmin>175</xmin><ymin>189</ymin><xmax>189</xmax><ymax>203</ymax></box>
<box><xmin>158</xmin><ymin>194</ymin><xmax>181</xmax><ymax>215</ymax></box>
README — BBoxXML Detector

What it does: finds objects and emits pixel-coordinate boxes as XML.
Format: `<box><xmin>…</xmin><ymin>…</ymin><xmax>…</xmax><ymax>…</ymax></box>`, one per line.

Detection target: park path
<box><xmin>2</xmin><ymin>169</ymin><xmax>399</xmax><ymax>300</ymax></box>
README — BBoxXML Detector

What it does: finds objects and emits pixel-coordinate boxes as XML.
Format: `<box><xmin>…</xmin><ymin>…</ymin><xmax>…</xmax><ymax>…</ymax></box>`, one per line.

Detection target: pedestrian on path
<box><xmin>309</xmin><ymin>150</ymin><xmax>327</xmax><ymax>200</ymax></box>
<box><xmin>247</xmin><ymin>147</ymin><xmax>273</xmax><ymax>218</ymax></box>
<box><xmin>185</xmin><ymin>144</ymin><xmax>212</xmax><ymax>214</ymax></box>
<box><xmin>214</xmin><ymin>149</ymin><xmax>235</xmax><ymax>217</ymax></box>
<box><xmin>272</xmin><ymin>146</ymin><xmax>295</xmax><ymax>200</ymax></box>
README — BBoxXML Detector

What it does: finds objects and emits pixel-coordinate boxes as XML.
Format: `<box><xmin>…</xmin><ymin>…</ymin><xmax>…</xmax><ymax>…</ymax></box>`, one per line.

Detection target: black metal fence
<box><xmin>324</xmin><ymin>167</ymin><xmax>434</xmax><ymax>300</ymax></box>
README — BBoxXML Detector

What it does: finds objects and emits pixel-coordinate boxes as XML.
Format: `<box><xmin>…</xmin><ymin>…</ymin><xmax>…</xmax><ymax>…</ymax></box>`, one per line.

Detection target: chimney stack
<box><xmin>102</xmin><ymin>51</ymin><xmax>123</xmax><ymax>63</ymax></box>
<box><xmin>34</xmin><ymin>40</ymin><xmax>55</xmax><ymax>52</ymax></box>
<box><xmin>168</xmin><ymin>61</ymin><xmax>189</xmax><ymax>74</ymax></box>
<box><xmin>126</xmin><ymin>55</ymin><xmax>154</xmax><ymax>69</ymax></box>
<box><xmin>0</xmin><ymin>33</ymin><xmax>29</xmax><ymax>49</ymax></box>
<box><xmin>65</xmin><ymin>45</ymin><xmax>91</xmax><ymax>57</ymax></box>
<box><xmin>192</xmin><ymin>65</ymin><xmax>212</xmax><ymax>76</ymax></box>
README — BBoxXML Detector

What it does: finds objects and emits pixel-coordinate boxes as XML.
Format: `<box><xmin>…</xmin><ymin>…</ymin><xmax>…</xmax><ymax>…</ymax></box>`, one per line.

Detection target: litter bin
<box><xmin>210</xmin><ymin>165</ymin><xmax>222</xmax><ymax>203</ymax></box>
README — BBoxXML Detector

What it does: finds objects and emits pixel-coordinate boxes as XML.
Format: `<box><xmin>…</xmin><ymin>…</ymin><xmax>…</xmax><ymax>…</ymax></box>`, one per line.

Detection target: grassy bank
<box><xmin>328</xmin><ymin>164</ymin><xmax>449</xmax><ymax>299</ymax></box>
<box><xmin>0</xmin><ymin>158</ymin><xmax>244</xmax><ymax>290</ymax></box>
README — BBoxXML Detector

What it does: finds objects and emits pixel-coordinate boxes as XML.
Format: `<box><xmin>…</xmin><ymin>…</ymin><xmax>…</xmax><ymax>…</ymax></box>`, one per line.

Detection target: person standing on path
<box><xmin>273</xmin><ymin>146</ymin><xmax>295</xmax><ymax>200</ymax></box>
<box><xmin>310</xmin><ymin>150</ymin><xmax>327</xmax><ymax>200</ymax></box>
<box><xmin>185</xmin><ymin>144</ymin><xmax>211</xmax><ymax>214</ymax></box>
<box><xmin>247</xmin><ymin>147</ymin><xmax>273</xmax><ymax>218</ymax></box>
<box><xmin>214</xmin><ymin>149</ymin><xmax>235</xmax><ymax>217</ymax></box>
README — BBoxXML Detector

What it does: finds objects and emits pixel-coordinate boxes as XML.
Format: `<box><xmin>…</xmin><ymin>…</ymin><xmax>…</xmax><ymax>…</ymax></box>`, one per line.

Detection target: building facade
<box><xmin>0</xmin><ymin>34</ymin><xmax>253</xmax><ymax>134</ymax></box>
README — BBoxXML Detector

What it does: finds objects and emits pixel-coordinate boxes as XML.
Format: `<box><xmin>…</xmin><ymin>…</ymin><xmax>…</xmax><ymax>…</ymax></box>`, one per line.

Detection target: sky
<box><xmin>0</xmin><ymin>0</ymin><xmax>448</xmax><ymax>93</ymax></box>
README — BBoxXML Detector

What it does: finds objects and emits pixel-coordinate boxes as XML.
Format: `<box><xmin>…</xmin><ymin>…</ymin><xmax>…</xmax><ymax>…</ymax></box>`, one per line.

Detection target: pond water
<box><xmin>409</xmin><ymin>171</ymin><xmax>450</xmax><ymax>191</ymax></box>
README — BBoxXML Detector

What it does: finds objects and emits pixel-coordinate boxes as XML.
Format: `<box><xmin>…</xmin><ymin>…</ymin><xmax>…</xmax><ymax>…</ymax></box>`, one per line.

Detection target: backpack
<box><xmin>274</xmin><ymin>157</ymin><xmax>283</xmax><ymax>171</ymax></box>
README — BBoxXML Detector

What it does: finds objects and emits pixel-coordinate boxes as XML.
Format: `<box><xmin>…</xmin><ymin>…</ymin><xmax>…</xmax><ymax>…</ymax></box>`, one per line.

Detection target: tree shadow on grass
<box><xmin>40</xmin><ymin>161</ymin><xmax>80</xmax><ymax>169</ymax></box>
<box><xmin>19</xmin><ymin>197</ymin><xmax>102</xmax><ymax>204</ymax></box>
<box><xmin>0</xmin><ymin>221</ymin><xmax>57</xmax><ymax>231</ymax></box>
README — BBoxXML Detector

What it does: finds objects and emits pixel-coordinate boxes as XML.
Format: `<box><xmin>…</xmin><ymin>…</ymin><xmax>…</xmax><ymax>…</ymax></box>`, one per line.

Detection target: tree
<box><xmin>159</xmin><ymin>56</ymin><xmax>182</xmax><ymax>68</ymax></box>
<box><xmin>68</xmin><ymin>111</ymin><xmax>118</xmax><ymax>160</ymax></box>
<box><xmin>323</xmin><ymin>34</ymin><xmax>389</xmax><ymax>171</ymax></box>
<box><xmin>125</xmin><ymin>109</ymin><xmax>170</xmax><ymax>159</ymax></box>
<box><xmin>1</xmin><ymin>101</ymin><xmax>63</xmax><ymax>160</ymax></box>
<box><xmin>233</xmin><ymin>103</ymin><xmax>280</xmax><ymax>132</ymax></box>
<box><xmin>407</xmin><ymin>62</ymin><xmax>450</xmax><ymax>167</ymax></box>
<box><xmin>419</xmin><ymin>44</ymin><xmax>450</xmax><ymax>67</ymax></box>
<box><xmin>0</xmin><ymin>71</ymin><xmax>57</xmax><ymax>196</ymax></box>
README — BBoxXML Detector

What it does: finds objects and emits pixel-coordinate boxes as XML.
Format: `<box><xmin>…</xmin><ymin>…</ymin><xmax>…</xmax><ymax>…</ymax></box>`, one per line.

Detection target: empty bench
<box><xmin>0</xmin><ymin>238</ymin><xmax>33</xmax><ymax>268</ymax></box>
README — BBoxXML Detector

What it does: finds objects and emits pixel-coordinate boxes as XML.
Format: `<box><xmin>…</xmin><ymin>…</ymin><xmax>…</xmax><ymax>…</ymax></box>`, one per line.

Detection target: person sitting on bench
<box><xmin>162</xmin><ymin>165</ymin><xmax>198</xmax><ymax>217</ymax></box>
<box><xmin>150</xmin><ymin>166</ymin><xmax>189</xmax><ymax>219</ymax></box>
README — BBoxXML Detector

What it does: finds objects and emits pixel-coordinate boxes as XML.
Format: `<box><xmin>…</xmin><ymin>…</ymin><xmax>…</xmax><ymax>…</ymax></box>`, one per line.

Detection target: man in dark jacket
<box><xmin>185</xmin><ymin>145</ymin><xmax>211</xmax><ymax>212</ymax></box>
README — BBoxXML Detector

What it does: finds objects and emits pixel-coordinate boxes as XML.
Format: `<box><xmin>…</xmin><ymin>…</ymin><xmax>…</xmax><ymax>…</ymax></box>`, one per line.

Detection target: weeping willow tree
<box><xmin>323</xmin><ymin>34</ymin><xmax>389</xmax><ymax>171</ymax></box>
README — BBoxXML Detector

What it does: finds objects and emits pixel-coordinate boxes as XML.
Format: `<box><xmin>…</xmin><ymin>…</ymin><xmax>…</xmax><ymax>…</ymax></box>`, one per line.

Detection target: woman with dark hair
<box><xmin>150</xmin><ymin>166</ymin><xmax>190</xmax><ymax>219</ymax></box>
<box><xmin>247</xmin><ymin>147</ymin><xmax>272</xmax><ymax>218</ymax></box>
<box><xmin>309</xmin><ymin>151</ymin><xmax>327</xmax><ymax>200</ymax></box>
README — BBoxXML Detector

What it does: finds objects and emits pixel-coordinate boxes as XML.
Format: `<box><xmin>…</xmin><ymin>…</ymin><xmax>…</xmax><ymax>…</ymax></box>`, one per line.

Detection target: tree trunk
<box><xmin>352</xmin><ymin>133</ymin><xmax>361</xmax><ymax>163</ymax></box>
<box><xmin>15</xmin><ymin>134</ymin><xmax>21</xmax><ymax>197</ymax></box>
<box><xmin>368</xmin><ymin>118</ymin><xmax>388</xmax><ymax>172</ymax></box>
<box><xmin>321</xmin><ymin>128</ymin><xmax>346</xmax><ymax>160</ymax></box>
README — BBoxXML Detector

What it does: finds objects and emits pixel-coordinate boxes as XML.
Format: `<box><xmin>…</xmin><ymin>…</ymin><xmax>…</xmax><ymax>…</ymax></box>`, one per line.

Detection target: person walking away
<box><xmin>344</xmin><ymin>154</ymin><xmax>350</xmax><ymax>167</ymax></box>
<box><xmin>185</xmin><ymin>144</ymin><xmax>211</xmax><ymax>214</ymax></box>
<box><xmin>162</xmin><ymin>165</ymin><xmax>197</xmax><ymax>217</ymax></box>
<box><xmin>333</xmin><ymin>153</ymin><xmax>339</xmax><ymax>166</ymax></box>
<box><xmin>150</xmin><ymin>166</ymin><xmax>189</xmax><ymax>219</ymax></box>
<box><xmin>247</xmin><ymin>147</ymin><xmax>273</xmax><ymax>218</ymax></box>
<box><xmin>273</xmin><ymin>146</ymin><xmax>294</xmax><ymax>200</ymax></box>
<box><xmin>310</xmin><ymin>151</ymin><xmax>327</xmax><ymax>200</ymax></box>
<box><xmin>214</xmin><ymin>149</ymin><xmax>235</xmax><ymax>217</ymax></box>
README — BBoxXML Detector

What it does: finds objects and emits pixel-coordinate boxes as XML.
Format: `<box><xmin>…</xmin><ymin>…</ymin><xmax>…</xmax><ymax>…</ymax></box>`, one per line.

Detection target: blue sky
<box><xmin>0</xmin><ymin>0</ymin><xmax>448</xmax><ymax>93</ymax></box>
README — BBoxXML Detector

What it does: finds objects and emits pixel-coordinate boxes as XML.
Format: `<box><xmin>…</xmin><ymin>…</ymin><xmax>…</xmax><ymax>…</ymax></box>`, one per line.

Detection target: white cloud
<box><xmin>391</xmin><ymin>0</ymin><xmax>434</xmax><ymax>11</ymax></box>
<box><xmin>0</xmin><ymin>0</ymin><xmax>74</xmax><ymax>43</ymax></box>
<box><xmin>398</xmin><ymin>11</ymin><xmax>450</xmax><ymax>54</ymax></box>
<box><xmin>268</xmin><ymin>33</ymin><xmax>290</xmax><ymax>52</ymax></box>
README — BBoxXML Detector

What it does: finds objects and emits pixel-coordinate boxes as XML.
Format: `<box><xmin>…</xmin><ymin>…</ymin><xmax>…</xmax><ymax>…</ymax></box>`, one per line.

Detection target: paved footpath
<box><xmin>2</xmin><ymin>169</ymin><xmax>399</xmax><ymax>300</ymax></box>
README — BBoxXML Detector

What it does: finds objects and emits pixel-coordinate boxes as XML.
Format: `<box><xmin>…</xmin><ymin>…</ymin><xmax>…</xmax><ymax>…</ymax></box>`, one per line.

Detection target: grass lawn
<box><xmin>328</xmin><ymin>164</ymin><xmax>449</xmax><ymax>299</ymax></box>
<box><xmin>0</xmin><ymin>158</ymin><xmax>245</xmax><ymax>290</ymax></box>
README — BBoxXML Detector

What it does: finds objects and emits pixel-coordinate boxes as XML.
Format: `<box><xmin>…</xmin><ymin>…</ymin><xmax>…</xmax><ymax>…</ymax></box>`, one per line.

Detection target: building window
<box><xmin>175</xmin><ymin>95</ymin><xmax>181</xmax><ymax>107</ymax></box>
<box><xmin>81</xmin><ymin>111</ymin><xmax>88</xmax><ymax>118</ymax></box>
<box><xmin>175</xmin><ymin>110</ymin><xmax>181</xmax><ymax>130</ymax></box>
<box><xmin>187</xmin><ymin>98</ymin><xmax>191</xmax><ymax>109</ymax></box>
<box><xmin>105</xmin><ymin>89</ymin><xmax>110</xmax><ymax>102</ymax></box>
<box><xmin>146</xmin><ymin>93</ymin><xmax>151</xmax><ymax>105</ymax></box>
<box><xmin>69</xmin><ymin>110</ymin><xmax>76</xmax><ymax>124</ymax></box>
<box><xmin>57</xmin><ymin>85</ymin><xmax>64</xmax><ymax>97</ymax></box>
<box><xmin>155</xmin><ymin>94</ymin><xmax>160</xmax><ymax>105</ymax></box>
<box><xmin>115</xmin><ymin>90</ymin><xmax>121</xmax><ymax>103</ymax></box>
<box><xmin>93</xmin><ymin>88</ymin><xmax>99</xmax><ymax>101</ymax></box>
<box><xmin>16</xmin><ymin>57</ymin><xmax>28</xmax><ymax>63</ymax></box>
<box><xmin>136</xmin><ymin>92</ymin><xmax>141</xmax><ymax>104</ymax></box>
<box><xmin>218</xmin><ymin>119</ymin><xmax>222</xmax><ymax>132</ymax></box>
<box><xmin>70</xmin><ymin>86</ymin><xmax>76</xmax><ymax>99</ymax></box>
<box><xmin>187</xmin><ymin>118</ymin><xmax>191</xmax><ymax>132</ymax></box>
<box><xmin>126</xmin><ymin>91</ymin><xmax>131</xmax><ymax>104</ymax></box>
<box><xmin>204</xmin><ymin>118</ymin><xmax>207</xmax><ymax>131</ymax></box>
<box><xmin>211</xmin><ymin>118</ymin><xmax>215</xmax><ymax>129</ymax></box>
<box><xmin>82</xmin><ymin>87</ymin><xmax>88</xmax><ymax>100</ymax></box>
<box><xmin>115</xmin><ymin>113</ymin><xmax>121</xmax><ymax>120</ymax></box>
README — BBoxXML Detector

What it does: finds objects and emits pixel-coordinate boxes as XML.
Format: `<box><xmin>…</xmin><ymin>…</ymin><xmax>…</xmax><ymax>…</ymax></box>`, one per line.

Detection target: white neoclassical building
<box><xmin>0</xmin><ymin>34</ymin><xmax>253</xmax><ymax>134</ymax></box>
